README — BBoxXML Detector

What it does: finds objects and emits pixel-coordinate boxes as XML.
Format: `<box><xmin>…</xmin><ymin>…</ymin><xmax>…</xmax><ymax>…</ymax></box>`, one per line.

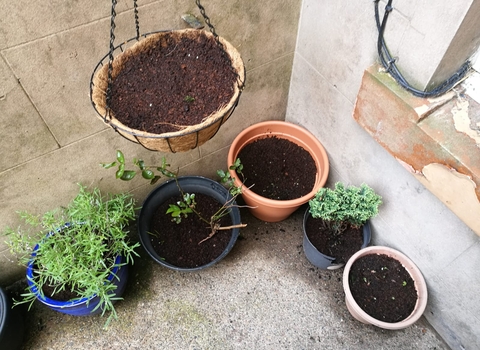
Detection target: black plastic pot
<box><xmin>138</xmin><ymin>176</ymin><xmax>241</xmax><ymax>271</ymax></box>
<box><xmin>0</xmin><ymin>287</ymin><xmax>25</xmax><ymax>350</ymax></box>
<box><xmin>303</xmin><ymin>209</ymin><xmax>371</xmax><ymax>270</ymax></box>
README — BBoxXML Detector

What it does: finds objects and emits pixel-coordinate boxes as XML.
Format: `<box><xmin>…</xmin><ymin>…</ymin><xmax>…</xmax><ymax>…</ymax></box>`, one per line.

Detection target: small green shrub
<box><xmin>3</xmin><ymin>184</ymin><xmax>139</xmax><ymax>327</ymax></box>
<box><xmin>308</xmin><ymin>182</ymin><xmax>382</xmax><ymax>235</ymax></box>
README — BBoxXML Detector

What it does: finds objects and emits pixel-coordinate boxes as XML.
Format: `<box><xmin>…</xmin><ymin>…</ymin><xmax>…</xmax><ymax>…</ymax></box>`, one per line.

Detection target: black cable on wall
<box><xmin>374</xmin><ymin>0</ymin><xmax>471</xmax><ymax>98</ymax></box>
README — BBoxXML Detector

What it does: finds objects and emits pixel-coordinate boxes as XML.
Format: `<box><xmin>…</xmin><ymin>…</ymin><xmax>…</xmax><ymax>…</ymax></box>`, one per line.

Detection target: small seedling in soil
<box><xmin>184</xmin><ymin>95</ymin><xmax>195</xmax><ymax>103</ymax></box>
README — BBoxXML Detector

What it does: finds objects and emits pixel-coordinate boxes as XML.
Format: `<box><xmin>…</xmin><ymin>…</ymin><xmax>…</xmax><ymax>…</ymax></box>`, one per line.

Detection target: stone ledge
<box><xmin>353</xmin><ymin>64</ymin><xmax>480</xmax><ymax>235</ymax></box>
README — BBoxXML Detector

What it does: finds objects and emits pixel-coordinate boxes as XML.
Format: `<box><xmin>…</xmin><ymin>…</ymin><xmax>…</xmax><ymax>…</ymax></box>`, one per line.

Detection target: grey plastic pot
<box><xmin>0</xmin><ymin>287</ymin><xmax>25</xmax><ymax>350</ymax></box>
<box><xmin>138</xmin><ymin>176</ymin><xmax>241</xmax><ymax>271</ymax></box>
<box><xmin>303</xmin><ymin>209</ymin><xmax>371</xmax><ymax>270</ymax></box>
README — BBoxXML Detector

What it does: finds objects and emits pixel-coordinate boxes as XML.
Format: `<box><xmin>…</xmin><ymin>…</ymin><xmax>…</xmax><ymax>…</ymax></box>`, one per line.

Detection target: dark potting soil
<box><xmin>149</xmin><ymin>193</ymin><xmax>232</xmax><ymax>268</ymax></box>
<box><xmin>237</xmin><ymin>137</ymin><xmax>317</xmax><ymax>200</ymax></box>
<box><xmin>305</xmin><ymin>216</ymin><xmax>364</xmax><ymax>264</ymax></box>
<box><xmin>42</xmin><ymin>284</ymin><xmax>79</xmax><ymax>302</ymax></box>
<box><xmin>348</xmin><ymin>254</ymin><xmax>418</xmax><ymax>323</ymax></box>
<box><xmin>109</xmin><ymin>31</ymin><xmax>237</xmax><ymax>134</ymax></box>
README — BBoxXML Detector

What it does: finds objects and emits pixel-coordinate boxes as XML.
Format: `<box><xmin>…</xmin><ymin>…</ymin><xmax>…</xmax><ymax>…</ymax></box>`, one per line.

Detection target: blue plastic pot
<box><xmin>303</xmin><ymin>209</ymin><xmax>372</xmax><ymax>270</ymax></box>
<box><xmin>0</xmin><ymin>287</ymin><xmax>25</xmax><ymax>350</ymax></box>
<box><xmin>26</xmin><ymin>251</ymin><xmax>128</xmax><ymax>316</ymax></box>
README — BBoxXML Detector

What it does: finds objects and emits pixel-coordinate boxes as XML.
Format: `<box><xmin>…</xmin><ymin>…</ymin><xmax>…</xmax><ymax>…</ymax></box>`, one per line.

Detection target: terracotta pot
<box><xmin>303</xmin><ymin>209</ymin><xmax>371</xmax><ymax>270</ymax></box>
<box><xmin>342</xmin><ymin>246</ymin><xmax>428</xmax><ymax>330</ymax></box>
<box><xmin>227</xmin><ymin>121</ymin><xmax>329</xmax><ymax>222</ymax></box>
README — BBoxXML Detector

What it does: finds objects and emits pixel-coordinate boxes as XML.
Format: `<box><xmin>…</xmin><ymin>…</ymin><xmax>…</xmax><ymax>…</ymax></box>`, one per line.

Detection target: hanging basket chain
<box><xmin>105</xmin><ymin>0</ymin><xmax>118</xmax><ymax>121</ymax></box>
<box><xmin>195</xmin><ymin>0</ymin><xmax>245</xmax><ymax>90</ymax></box>
<box><xmin>105</xmin><ymin>0</ymin><xmax>140</xmax><ymax>121</ymax></box>
<box><xmin>133</xmin><ymin>0</ymin><xmax>140</xmax><ymax>40</ymax></box>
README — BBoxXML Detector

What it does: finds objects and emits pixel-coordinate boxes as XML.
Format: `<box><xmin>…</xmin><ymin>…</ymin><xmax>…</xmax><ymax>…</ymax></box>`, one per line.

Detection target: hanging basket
<box><xmin>90</xmin><ymin>28</ymin><xmax>245</xmax><ymax>153</ymax></box>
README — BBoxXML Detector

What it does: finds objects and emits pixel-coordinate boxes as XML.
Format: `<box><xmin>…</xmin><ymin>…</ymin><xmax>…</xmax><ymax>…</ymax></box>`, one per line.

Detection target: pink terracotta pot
<box><xmin>342</xmin><ymin>246</ymin><xmax>428</xmax><ymax>330</ymax></box>
<box><xmin>227</xmin><ymin>121</ymin><xmax>329</xmax><ymax>222</ymax></box>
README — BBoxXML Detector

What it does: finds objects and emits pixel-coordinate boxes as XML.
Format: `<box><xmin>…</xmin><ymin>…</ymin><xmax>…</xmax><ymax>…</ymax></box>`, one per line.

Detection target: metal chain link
<box><xmin>195</xmin><ymin>0</ymin><xmax>245</xmax><ymax>89</ymax></box>
<box><xmin>133</xmin><ymin>0</ymin><xmax>140</xmax><ymax>40</ymax></box>
<box><xmin>195</xmin><ymin>0</ymin><xmax>224</xmax><ymax>52</ymax></box>
<box><xmin>105</xmin><ymin>0</ymin><xmax>118</xmax><ymax>116</ymax></box>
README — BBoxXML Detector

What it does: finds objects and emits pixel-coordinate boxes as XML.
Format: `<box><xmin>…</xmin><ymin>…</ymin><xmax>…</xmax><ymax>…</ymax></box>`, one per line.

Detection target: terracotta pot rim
<box><xmin>228</xmin><ymin>120</ymin><xmax>329</xmax><ymax>208</ymax></box>
<box><xmin>342</xmin><ymin>246</ymin><xmax>428</xmax><ymax>330</ymax></box>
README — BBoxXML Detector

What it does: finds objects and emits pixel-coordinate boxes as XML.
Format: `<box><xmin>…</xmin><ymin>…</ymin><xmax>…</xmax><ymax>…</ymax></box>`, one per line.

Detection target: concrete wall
<box><xmin>0</xmin><ymin>0</ymin><xmax>301</xmax><ymax>284</ymax></box>
<box><xmin>286</xmin><ymin>0</ymin><xmax>480</xmax><ymax>349</ymax></box>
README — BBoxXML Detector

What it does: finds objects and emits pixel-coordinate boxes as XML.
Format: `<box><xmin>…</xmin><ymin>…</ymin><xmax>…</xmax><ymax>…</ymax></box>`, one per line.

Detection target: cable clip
<box><xmin>386</xmin><ymin>57</ymin><xmax>397</xmax><ymax>72</ymax></box>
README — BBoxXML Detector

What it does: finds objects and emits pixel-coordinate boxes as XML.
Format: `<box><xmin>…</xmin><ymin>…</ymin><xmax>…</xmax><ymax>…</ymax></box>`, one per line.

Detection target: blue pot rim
<box><xmin>26</xmin><ymin>229</ymin><xmax>123</xmax><ymax>309</ymax></box>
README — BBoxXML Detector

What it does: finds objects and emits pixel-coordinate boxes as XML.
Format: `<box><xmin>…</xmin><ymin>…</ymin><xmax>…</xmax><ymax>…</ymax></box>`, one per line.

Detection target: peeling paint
<box><xmin>463</xmin><ymin>70</ymin><xmax>480</xmax><ymax>104</ymax></box>
<box><xmin>452</xmin><ymin>98</ymin><xmax>480</xmax><ymax>146</ymax></box>
<box><xmin>414</xmin><ymin>104</ymin><xmax>430</xmax><ymax>117</ymax></box>
<box><xmin>396</xmin><ymin>158</ymin><xmax>423</xmax><ymax>176</ymax></box>
<box><xmin>412</xmin><ymin>163</ymin><xmax>480</xmax><ymax>235</ymax></box>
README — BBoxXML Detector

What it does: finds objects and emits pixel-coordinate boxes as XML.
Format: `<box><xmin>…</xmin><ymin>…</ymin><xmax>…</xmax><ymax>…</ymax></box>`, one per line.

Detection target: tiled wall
<box><xmin>0</xmin><ymin>0</ymin><xmax>301</xmax><ymax>284</ymax></box>
<box><xmin>287</xmin><ymin>0</ymin><xmax>480</xmax><ymax>348</ymax></box>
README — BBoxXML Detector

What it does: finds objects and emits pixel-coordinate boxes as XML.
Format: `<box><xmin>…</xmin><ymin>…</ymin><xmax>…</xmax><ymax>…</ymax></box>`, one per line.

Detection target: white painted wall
<box><xmin>287</xmin><ymin>0</ymin><xmax>480</xmax><ymax>349</ymax></box>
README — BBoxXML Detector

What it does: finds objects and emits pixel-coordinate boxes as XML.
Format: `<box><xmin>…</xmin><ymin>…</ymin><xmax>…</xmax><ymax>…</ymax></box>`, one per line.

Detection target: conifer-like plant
<box><xmin>308</xmin><ymin>182</ymin><xmax>382</xmax><ymax>236</ymax></box>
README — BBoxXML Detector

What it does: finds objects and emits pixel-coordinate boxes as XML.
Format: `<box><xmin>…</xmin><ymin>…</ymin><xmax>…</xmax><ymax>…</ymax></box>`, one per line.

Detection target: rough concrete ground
<box><xmin>14</xmin><ymin>207</ymin><xmax>449</xmax><ymax>350</ymax></box>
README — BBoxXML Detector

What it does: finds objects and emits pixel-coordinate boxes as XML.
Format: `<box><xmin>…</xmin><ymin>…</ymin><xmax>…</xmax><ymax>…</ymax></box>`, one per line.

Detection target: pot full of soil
<box><xmin>342</xmin><ymin>246</ymin><xmax>428</xmax><ymax>330</ymax></box>
<box><xmin>90</xmin><ymin>25</ymin><xmax>245</xmax><ymax>153</ymax></box>
<box><xmin>26</xmin><ymin>254</ymin><xmax>129</xmax><ymax>317</ymax></box>
<box><xmin>303</xmin><ymin>209</ymin><xmax>371</xmax><ymax>270</ymax></box>
<box><xmin>227</xmin><ymin>121</ymin><xmax>329</xmax><ymax>222</ymax></box>
<box><xmin>138</xmin><ymin>176</ymin><xmax>242</xmax><ymax>271</ymax></box>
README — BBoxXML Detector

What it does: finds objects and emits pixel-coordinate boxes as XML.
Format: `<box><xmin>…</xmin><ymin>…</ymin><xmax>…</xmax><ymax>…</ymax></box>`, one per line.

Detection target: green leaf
<box><xmin>116</xmin><ymin>150</ymin><xmax>125</xmax><ymax>164</ymax></box>
<box><xmin>101</xmin><ymin>162</ymin><xmax>116</xmax><ymax>169</ymax></box>
<box><xmin>166</xmin><ymin>205</ymin><xmax>180</xmax><ymax>215</ymax></box>
<box><xmin>150</xmin><ymin>176</ymin><xmax>161</xmax><ymax>185</ymax></box>
<box><xmin>134</xmin><ymin>159</ymin><xmax>146</xmax><ymax>170</ymax></box>
<box><xmin>115</xmin><ymin>164</ymin><xmax>125</xmax><ymax>179</ymax></box>
<box><xmin>120</xmin><ymin>170</ymin><xmax>136</xmax><ymax>181</ymax></box>
<box><xmin>142</xmin><ymin>170</ymin><xmax>155</xmax><ymax>180</ymax></box>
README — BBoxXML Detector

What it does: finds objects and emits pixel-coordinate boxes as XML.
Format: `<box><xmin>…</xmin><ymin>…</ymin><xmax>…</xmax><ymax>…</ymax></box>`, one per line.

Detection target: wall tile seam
<box><xmin>0</xmin><ymin>55</ymin><xmax>62</xmax><ymax>150</ymax></box>
<box><xmin>0</xmin><ymin>128</ymin><xmax>120</xmax><ymax>176</ymax></box>
<box><xmin>245</xmin><ymin>51</ymin><xmax>295</xmax><ymax>75</ymax></box>
<box><xmin>0</xmin><ymin>6</ymin><xmax>139</xmax><ymax>52</ymax></box>
<box><xmin>0</xmin><ymin>54</ymin><xmax>64</xmax><ymax>158</ymax></box>
<box><xmin>294</xmin><ymin>51</ymin><xmax>353</xmax><ymax>104</ymax></box>
<box><xmin>0</xmin><ymin>53</ymin><xmax>15</xmax><ymax>99</ymax></box>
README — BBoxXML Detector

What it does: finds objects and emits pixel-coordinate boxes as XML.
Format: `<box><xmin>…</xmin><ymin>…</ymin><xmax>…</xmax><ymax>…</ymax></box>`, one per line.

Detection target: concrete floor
<box><xmin>11</xmin><ymin>207</ymin><xmax>449</xmax><ymax>350</ymax></box>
